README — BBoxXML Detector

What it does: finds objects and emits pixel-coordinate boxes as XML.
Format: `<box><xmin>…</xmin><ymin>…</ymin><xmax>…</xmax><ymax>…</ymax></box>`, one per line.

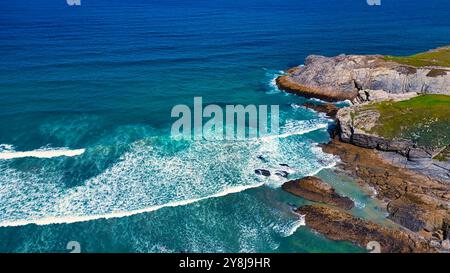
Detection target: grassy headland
<box><xmin>383</xmin><ymin>47</ymin><xmax>450</xmax><ymax>67</ymax></box>
<box><xmin>362</xmin><ymin>95</ymin><xmax>450</xmax><ymax>157</ymax></box>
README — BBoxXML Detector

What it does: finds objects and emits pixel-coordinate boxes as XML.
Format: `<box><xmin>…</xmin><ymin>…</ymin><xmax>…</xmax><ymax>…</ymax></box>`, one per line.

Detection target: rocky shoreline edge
<box><xmin>278</xmin><ymin>47</ymin><xmax>450</xmax><ymax>253</ymax></box>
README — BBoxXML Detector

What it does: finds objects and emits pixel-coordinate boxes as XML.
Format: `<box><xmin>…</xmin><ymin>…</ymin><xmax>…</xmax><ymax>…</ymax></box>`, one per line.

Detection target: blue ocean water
<box><xmin>0</xmin><ymin>0</ymin><xmax>448</xmax><ymax>252</ymax></box>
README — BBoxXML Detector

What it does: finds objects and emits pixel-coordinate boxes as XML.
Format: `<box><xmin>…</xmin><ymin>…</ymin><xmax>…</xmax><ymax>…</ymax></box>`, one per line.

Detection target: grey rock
<box><xmin>408</xmin><ymin>148</ymin><xmax>432</xmax><ymax>163</ymax></box>
<box><xmin>254</xmin><ymin>169</ymin><xmax>271</xmax><ymax>177</ymax></box>
<box><xmin>278</xmin><ymin>52</ymin><xmax>450</xmax><ymax>101</ymax></box>
<box><xmin>353</xmin><ymin>89</ymin><xmax>418</xmax><ymax>104</ymax></box>
<box><xmin>381</xmin><ymin>151</ymin><xmax>450</xmax><ymax>183</ymax></box>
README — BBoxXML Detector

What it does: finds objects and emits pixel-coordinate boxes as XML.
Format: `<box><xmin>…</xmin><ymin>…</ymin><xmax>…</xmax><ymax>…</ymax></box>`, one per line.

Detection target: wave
<box><xmin>308</xmin><ymin>97</ymin><xmax>329</xmax><ymax>104</ymax></box>
<box><xmin>191</xmin><ymin>118</ymin><xmax>329</xmax><ymax>142</ymax></box>
<box><xmin>261</xmin><ymin>122</ymin><xmax>328</xmax><ymax>140</ymax></box>
<box><xmin>264</xmin><ymin>69</ymin><xmax>284</xmax><ymax>94</ymax></box>
<box><xmin>0</xmin><ymin>146</ymin><xmax>85</xmax><ymax>160</ymax></box>
<box><xmin>0</xmin><ymin>117</ymin><xmax>336</xmax><ymax>228</ymax></box>
<box><xmin>308</xmin><ymin>161</ymin><xmax>336</xmax><ymax>177</ymax></box>
<box><xmin>0</xmin><ymin>182</ymin><xmax>264</xmax><ymax>227</ymax></box>
<box><xmin>0</xmin><ymin>144</ymin><xmax>14</xmax><ymax>151</ymax></box>
<box><xmin>283</xmin><ymin>214</ymin><xmax>306</xmax><ymax>237</ymax></box>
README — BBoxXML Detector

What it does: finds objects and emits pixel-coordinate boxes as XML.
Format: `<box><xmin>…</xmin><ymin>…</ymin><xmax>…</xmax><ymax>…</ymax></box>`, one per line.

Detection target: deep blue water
<box><xmin>0</xmin><ymin>0</ymin><xmax>448</xmax><ymax>252</ymax></box>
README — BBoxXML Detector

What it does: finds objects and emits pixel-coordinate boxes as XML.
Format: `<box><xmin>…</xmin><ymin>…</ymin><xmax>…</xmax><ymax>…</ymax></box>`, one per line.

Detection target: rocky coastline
<box><xmin>322</xmin><ymin>139</ymin><xmax>449</xmax><ymax>249</ymax></box>
<box><xmin>276</xmin><ymin>47</ymin><xmax>450</xmax><ymax>101</ymax></box>
<box><xmin>278</xmin><ymin>47</ymin><xmax>450</xmax><ymax>252</ymax></box>
<box><xmin>297</xmin><ymin>205</ymin><xmax>435</xmax><ymax>253</ymax></box>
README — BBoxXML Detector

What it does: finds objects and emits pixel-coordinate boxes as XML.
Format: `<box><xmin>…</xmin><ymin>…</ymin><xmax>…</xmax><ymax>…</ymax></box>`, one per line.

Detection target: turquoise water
<box><xmin>0</xmin><ymin>0</ymin><xmax>449</xmax><ymax>252</ymax></box>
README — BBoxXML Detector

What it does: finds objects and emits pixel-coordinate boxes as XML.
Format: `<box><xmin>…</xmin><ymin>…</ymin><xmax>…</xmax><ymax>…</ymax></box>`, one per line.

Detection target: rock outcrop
<box><xmin>300</xmin><ymin>102</ymin><xmax>339</xmax><ymax>118</ymax></box>
<box><xmin>336</xmin><ymin>103</ymin><xmax>414</xmax><ymax>156</ymax></box>
<box><xmin>276</xmin><ymin>49</ymin><xmax>450</xmax><ymax>102</ymax></box>
<box><xmin>282</xmin><ymin>176</ymin><xmax>354</xmax><ymax>210</ymax></box>
<box><xmin>335</xmin><ymin>95</ymin><xmax>450</xmax><ymax>180</ymax></box>
<box><xmin>322</xmin><ymin>139</ymin><xmax>450</xmax><ymax>249</ymax></box>
<box><xmin>277</xmin><ymin>47</ymin><xmax>450</xmax><ymax>252</ymax></box>
<box><xmin>297</xmin><ymin>205</ymin><xmax>436</xmax><ymax>253</ymax></box>
<box><xmin>352</xmin><ymin>89</ymin><xmax>418</xmax><ymax>104</ymax></box>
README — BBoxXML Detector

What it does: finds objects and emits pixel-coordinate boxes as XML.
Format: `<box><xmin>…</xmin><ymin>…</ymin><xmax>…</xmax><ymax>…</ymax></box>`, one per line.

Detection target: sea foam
<box><xmin>0</xmin><ymin>117</ymin><xmax>337</xmax><ymax>227</ymax></box>
<box><xmin>0</xmin><ymin>145</ymin><xmax>85</xmax><ymax>160</ymax></box>
<box><xmin>0</xmin><ymin>182</ymin><xmax>264</xmax><ymax>227</ymax></box>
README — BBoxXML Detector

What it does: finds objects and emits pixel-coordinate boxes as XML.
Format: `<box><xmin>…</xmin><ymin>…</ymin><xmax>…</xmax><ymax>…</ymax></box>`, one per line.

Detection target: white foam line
<box><xmin>192</xmin><ymin>122</ymin><xmax>328</xmax><ymax>143</ymax></box>
<box><xmin>0</xmin><ymin>182</ymin><xmax>265</xmax><ymax>228</ymax></box>
<box><xmin>260</xmin><ymin>123</ymin><xmax>328</xmax><ymax>140</ymax></box>
<box><xmin>307</xmin><ymin>161</ymin><xmax>337</xmax><ymax>177</ymax></box>
<box><xmin>0</xmin><ymin>148</ymin><xmax>85</xmax><ymax>160</ymax></box>
<box><xmin>266</xmin><ymin>70</ymin><xmax>284</xmax><ymax>94</ymax></box>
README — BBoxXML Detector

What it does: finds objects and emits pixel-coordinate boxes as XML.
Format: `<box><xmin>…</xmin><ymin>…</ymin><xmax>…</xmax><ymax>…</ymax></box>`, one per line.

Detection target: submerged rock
<box><xmin>282</xmin><ymin>176</ymin><xmax>354</xmax><ymax>210</ymax></box>
<box><xmin>254</xmin><ymin>169</ymin><xmax>271</xmax><ymax>177</ymax></box>
<box><xmin>297</xmin><ymin>205</ymin><xmax>435</xmax><ymax>253</ymax></box>
<box><xmin>274</xmin><ymin>170</ymin><xmax>289</xmax><ymax>178</ymax></box>
<box><xmin>256</xmin><ymin>155</ymin><xmax>268</xmax><ymax>163</ymax></box>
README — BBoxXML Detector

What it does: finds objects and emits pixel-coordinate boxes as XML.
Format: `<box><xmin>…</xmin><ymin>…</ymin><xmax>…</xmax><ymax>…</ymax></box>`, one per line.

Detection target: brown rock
<box><xmin>276</xmin><ymin>75</ymin><xmax>355</xmax><ymax>102</ymax></box>
<box><xmin>301</xmin><ymin>102</ymin><xmax>339</xmax><ymax>118</ymax></box>
<box><xmin>282</xmin><ymin>176</ymin><xmax>354</xmax><ymax>210</ymax></box>
<box><xmin>297</xmin><ymin>205</ymin><xmax>435</xmax><ymax>253</ymax></box>
<box><xmin>321</xmin><ymin>138</ymin><xmax>450</xmax><ymax>239</ymax></box>
<box><xmin>387</xmin><ymin>194</ymin><xmax>447</xmax><ymax>233</ymax></box>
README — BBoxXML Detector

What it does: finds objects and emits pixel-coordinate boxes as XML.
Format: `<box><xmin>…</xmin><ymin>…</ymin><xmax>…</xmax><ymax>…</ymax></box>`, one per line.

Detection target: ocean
<box><xmin>0</xmin><ymin>0</ymin><xmax>448</xmax><ymax>252</ymax></box>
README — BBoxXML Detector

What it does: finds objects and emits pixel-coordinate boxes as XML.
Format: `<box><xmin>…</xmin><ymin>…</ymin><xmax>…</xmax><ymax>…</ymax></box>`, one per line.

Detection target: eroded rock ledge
<box><xmin>282</xmin><ymin>176</ymin><xmax>354</xmax><ymax>210</ymax></box>
<box><xmin>322</xmin><ymin>139</ymin><xmax>450</xmax><ymax>249</ymax></box>
<box><xmin>297</xmin><ymin>205</ymin><xmax>436</xmax><ymax>253</ymax></box>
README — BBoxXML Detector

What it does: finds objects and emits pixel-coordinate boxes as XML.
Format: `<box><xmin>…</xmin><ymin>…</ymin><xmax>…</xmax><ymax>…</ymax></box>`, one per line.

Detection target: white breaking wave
<box><xmin>265</xmin><ymin>69</ymin><xmax>284</xmax><ymax>94</ymax></box>
<box><xmin>308</xmin><ymin>161</ymin><xmax>336</xmax><ymax>177</ymax></box>
<box><xmin>0</xmin><ymin>144</ymin><xmax>14</xmax><ymax>151</ymax></box>
<box><xmin>0</xmin><ymin>145</ymin><xmax>85</xmax><ymax>160</ymax></box>
<box><xmin>0</xmin><ymin>117</ymin><xmax>337</xmax><ymax>228</ymax></box>
<box><xmin>352</xmin><ymin>199</ymin><xmax>367</xmax><ymax>209</ymax></box>
<box><xmin>0</xmin><ymin>182</ymin><xmax>264</xmax><ymax>227</ymax></box>
<box><xmin>309</xmin><ymin>97</ymin><xmax>328</xmax><ymax>104</ymax></box>
<box><xmin>283</xmin><ymin>214</ymin><xmax>306</xmax><ymax>237</ymax></box>
<box><xmin>261</xmin><ymin>122</ymin><xmax>328</xmax><ymax>140</ymax></box>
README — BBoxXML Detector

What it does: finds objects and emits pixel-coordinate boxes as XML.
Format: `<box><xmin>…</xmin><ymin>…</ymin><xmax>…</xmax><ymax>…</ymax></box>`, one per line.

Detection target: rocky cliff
<box><xmin>276</xmin><ymin>47</ymin><xmax>450</xmax><ymax>101</ymax></box>
<box><xmin>335</xmin><ymin>94</ymin><xmax>450</xmax><ymax>181</ymax></box>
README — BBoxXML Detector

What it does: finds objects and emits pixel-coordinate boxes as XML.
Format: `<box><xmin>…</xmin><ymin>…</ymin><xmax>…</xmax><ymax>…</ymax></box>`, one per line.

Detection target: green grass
<box><xmin>362</xmin><ymin>95</ymin><xmax>450</xmax><ymax>152</ymax></box>
<box><xmin>383</xmin><ymin>47</ymin><xmax>450</xmax><ymax>67</ymax></box>
<box><xmin>434</xmin><ymin>146</ymin><xmax>450</xmax><ymax>161</ymax></box>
